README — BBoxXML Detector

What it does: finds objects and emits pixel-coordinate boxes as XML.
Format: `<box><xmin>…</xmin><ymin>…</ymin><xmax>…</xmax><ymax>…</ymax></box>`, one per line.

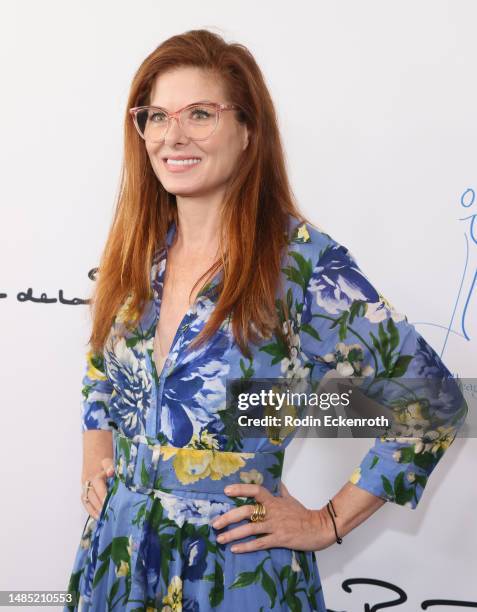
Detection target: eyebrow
<box><xmin>149</xmin><ymin>99</ymin><xmax>214</xmax><ymax>109</ymax></box>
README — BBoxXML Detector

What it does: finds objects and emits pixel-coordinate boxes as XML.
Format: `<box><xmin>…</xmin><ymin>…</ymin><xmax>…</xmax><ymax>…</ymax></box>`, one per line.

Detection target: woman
<box><xmin>65</xmin><ymin>29</ymin><xmax>466</xmax><ymax>611</ymax></box>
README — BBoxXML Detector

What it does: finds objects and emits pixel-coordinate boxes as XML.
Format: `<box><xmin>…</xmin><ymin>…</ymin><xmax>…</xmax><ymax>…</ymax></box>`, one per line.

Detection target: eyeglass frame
<box><xmin>129</xmin><ymin>101</ymin><xmax>243</xmax><ymax>142</ymax></box>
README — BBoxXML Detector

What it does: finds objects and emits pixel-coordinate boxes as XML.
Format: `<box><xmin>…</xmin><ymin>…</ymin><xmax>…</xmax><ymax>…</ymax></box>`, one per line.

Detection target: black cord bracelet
<box><xmin>326</xmin><ymin>499</ymin><xmax>343</xmax><ymax>544</ymax></box>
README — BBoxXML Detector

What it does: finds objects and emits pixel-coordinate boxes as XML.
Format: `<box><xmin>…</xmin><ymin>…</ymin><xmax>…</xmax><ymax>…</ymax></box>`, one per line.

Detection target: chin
<box><xmin>161</xmin><ymin>183</ymin><xmax>202</xmax><ymax>196</ymax></box>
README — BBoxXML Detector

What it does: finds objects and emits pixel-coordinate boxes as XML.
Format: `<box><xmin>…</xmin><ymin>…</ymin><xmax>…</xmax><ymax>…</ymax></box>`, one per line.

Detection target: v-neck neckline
<box><xmin>150</xmin><ymin>219</ymin><xmax>223</xmax><ymax>381</ymax></box>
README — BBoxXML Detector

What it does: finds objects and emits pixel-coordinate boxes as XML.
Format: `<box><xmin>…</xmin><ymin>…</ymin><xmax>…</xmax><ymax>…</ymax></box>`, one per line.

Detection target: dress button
<box><xmin>165</xmin><ymin>358</ymin><xmax>172</xmax><ymax>369</ymax></box>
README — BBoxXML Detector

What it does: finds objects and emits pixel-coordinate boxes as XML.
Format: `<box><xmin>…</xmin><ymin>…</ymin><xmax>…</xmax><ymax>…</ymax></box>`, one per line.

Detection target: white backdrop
<box><xmin>1</xmin><ymin>1</ymin><xmax>476</xmax><ymax>610</ymax></box>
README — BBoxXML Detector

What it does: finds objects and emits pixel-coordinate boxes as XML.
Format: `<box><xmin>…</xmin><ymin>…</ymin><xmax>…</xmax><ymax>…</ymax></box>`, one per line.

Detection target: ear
<box><xmin>242</xmin><ymin>125</ymin><xmax>250</xmax><ymax>151</ymax></box>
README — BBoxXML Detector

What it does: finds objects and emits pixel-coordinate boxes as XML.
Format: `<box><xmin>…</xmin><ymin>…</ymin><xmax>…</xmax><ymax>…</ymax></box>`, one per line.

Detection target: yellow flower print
<box><xmin>162</xmin><ymin>575</ymin><xmax>182</xmax><ymax>611</ymax></box>
<box><xmin>240</xmin><ymin>469</ymin><xmax>264</xmax><ymax>485</ymax></box>
<box><xmin>349</xmin><ymin>466</ymin><xmax>361</xmax><ymax>484</ymax></box>
<box><xmin>159</xmin><ymin>446</ymin><xmax>179</xmax><ymax>462</ymax></box>
<box><xmin>394</xmin><ymin>401</ymin><xmax>428</xmax><ymax>427</ymax></box>
<box><xmin>115</xmin><ymin>560</ymin><xmax>129</xmax><ymax>578</ymax></box>
<box><xmin>297</xmin><ymin>223</ymin><xmax>310</xmax><ymax>243</ymax></box>
<box><xmin>160</xmin><ymin>447</ymin><xmax>254</xmax><ymax>485</ymax></box>
<box><xmin>115</xmin><ymin>292</ymin><xmax>141</xmax><ymax>327</ymax></box>
<box><xmin>189</xmin><ymin>430</ymin><xmax>220</xmax><ymax>450</ymax></box>
<box><xmin>85</xmin><ymin>350</ymin><xmax>108</xmax><ymax>381</ymax></box>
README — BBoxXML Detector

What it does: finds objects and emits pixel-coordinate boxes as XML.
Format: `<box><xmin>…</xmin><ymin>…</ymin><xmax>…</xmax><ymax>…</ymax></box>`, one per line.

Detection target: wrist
<box><xmin>309</xmin><ymin>507</ymin><xmax>337</xmax><ymax>549</ymax></box>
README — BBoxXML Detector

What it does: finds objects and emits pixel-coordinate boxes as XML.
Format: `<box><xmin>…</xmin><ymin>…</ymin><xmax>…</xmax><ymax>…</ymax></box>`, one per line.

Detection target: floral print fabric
<box><xmin>66</xmin><ymin>214</ymin><xmax>466</xmax><ymax>611</ymax></box>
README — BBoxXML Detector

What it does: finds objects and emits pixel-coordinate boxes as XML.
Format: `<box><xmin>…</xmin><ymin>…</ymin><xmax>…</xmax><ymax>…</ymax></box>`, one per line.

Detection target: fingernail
<box><xmin>211</xmin><ymin>520</ymin><xmax>220</xmax><ymax>529</ymax></box>
<box><xmin>224</xmin><ymin>486</ymin><xmax>232</xmax><ymax>495</ymax></box>
<box><xmin>217</xmin><ymin>534</ymin><xmax>225</xmax><ymax>543</ymax></box>
<box><xmin>231</xmin><ymin>546</ymin><xmax>237</xmax><ymax>553</ymax></box>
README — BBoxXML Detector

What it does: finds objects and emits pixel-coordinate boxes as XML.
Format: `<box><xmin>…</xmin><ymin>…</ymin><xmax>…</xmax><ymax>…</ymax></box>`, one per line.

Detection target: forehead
<box><xmin>148</xmin><ymin>66</ymin><xmax>228</xmax><ymax>109</ymax></box>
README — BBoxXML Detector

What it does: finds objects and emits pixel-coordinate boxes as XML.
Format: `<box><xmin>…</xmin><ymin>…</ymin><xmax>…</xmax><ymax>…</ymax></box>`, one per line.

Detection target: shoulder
<box><xmin>285</xmin><ymin>213</ymin><xmax>354</xmax><ymax>266</ymax></box>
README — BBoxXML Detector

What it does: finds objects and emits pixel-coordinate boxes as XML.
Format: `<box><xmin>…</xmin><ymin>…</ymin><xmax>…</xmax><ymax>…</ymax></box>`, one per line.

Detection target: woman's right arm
<box><xmin>80</xmin><ymin>349</ymin><xmax>115</xmax><ymax>518</ymax></box>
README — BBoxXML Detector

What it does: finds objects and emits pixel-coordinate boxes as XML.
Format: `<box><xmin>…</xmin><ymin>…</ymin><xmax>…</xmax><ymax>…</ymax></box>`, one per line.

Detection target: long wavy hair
<box><xmin>88</xmin><ymin>28</ymin><xmax>307</xmax><ymax>359</ymax></box>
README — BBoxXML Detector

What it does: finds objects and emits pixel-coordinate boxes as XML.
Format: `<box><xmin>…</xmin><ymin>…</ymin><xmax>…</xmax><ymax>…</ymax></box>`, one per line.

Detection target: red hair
<box><xmin>88</xmin><ymin>29</ymin><xmax>307</xmax><ymax>358</ymax></box>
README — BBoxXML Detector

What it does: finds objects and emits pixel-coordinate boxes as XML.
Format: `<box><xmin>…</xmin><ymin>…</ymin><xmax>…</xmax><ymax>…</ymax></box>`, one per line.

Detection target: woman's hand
<box><xmin>211</xmin><ymin>482</ymin><xmax>336</xmax><ymax>553</ymax></box>
<box><xmin>81</xmin><ymin>457</ymin><xmax>115</xmax><ymax>520</ymax></box>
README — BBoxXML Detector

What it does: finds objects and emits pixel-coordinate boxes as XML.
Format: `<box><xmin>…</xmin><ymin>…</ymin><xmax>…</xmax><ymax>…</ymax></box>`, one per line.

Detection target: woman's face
<box><xmin>145</xmin><ymin>66</ymin><xmax>249</xmax><ymax>199</ymax></box>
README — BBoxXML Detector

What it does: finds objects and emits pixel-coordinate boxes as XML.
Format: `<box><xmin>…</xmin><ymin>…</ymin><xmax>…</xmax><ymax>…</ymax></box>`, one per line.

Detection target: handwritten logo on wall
<box><xmin>411</xmin><ymin>187</ymin><xmax>476</xmax><ymax>363</ymax></box>
<box><xmin>326</xmin><ymin>577</ymin><xmax>477</xmax><ymax>610</ymax></box>
<box><xmin>0</xmin><ymin>268</ymin><xmax>98</xmax><ymax>305</ymax></box>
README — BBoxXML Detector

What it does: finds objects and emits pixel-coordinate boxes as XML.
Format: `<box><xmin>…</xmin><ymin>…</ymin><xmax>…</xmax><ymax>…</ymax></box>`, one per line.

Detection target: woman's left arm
<box><xmin>214</xmin><ymin>225</ymin><xmax>468</xmax><ymax>553</ymax></box>
<box><xmin>212</xmin><ymin>480</ymin><xmax>385</xmax><ymax>553</ymax></box>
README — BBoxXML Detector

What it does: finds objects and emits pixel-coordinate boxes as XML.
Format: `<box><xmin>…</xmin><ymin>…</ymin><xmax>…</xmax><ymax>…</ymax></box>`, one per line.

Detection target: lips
<box><xmin>162</xmin><ymin>157</ymin><xmax>203</xmax><ymax>173</ymax></box>
<box><xmin>162</xmin><ymin>156</ymin><xmax>202</xmax><ymax>161</ymax></box>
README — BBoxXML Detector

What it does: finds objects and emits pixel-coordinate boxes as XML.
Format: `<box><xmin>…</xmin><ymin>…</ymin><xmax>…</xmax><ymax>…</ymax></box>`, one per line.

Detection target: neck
<box><xmin>173</xmin><ymin>192</ymin><xmax>223</xmax><ymax>257</ymax></box>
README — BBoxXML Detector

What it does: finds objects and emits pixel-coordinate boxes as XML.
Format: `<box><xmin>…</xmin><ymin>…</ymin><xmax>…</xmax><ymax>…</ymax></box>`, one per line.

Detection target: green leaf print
<box><xmin>208</xmin><ymin>561</ymin><xmax>224</xmax><ymax>607</ymax></box>
<box><xmin>131</xmin><ymin>501</ymin><xmax>147</xmax><ymax>528</ymax></box>
<box><xmin>98</xmin><ymin>542</ymin><xmax>113</xmax><ymax>562</ymax></box>
<box><xmin>381</xmin><ymin>475</ymin><xmax>394</xmax><ymax>499</ymax></box>
<box><xmin>296</xmin><ymin>551</ymin><xmax>310</xmax><ymax>582</ymax></box>
<box><xmin>106</xmin><ymin>579</ymin><xmax>120</xmax><ymax>609</ymax></box>
<box><xmin>414</xmin><ymin>474</ymin><xmax>428</xmax><ymax>488</ymax></box>
<box><xmin>381</xmin><ymin>472</ymin><xmax>416</xmax><ymax>504</ymax></box>
<box><xmin>261</xmin><ymin>568</ymin><xmax>277</xmax><ymax>608</ymax></box>
<box><xmin>394</xmin><ymin>471</ymin><xmax>414</xmax><ymax>505</ymax></box>
<box><xmin>239</xmin><ymin>356</ymin><xmax>255</xmax><ymax>378</ymax></box>
<box><xmin>230</xmin><ymin>569</ymin><xmax>260</xmax><ymax>589</ymax></box>
<box><xmin>267</xmin><ymin>451</ymin><xmax>285</xmax><ymax>480</ymax></box>
<box><xmin>90</xmin><ymin>352</ymin><xmax>107</xmax><ymax>373</ymax></box>
<box><xmin>65</xmin><ymin>570</ymin><xmax>81</xmax><ymax>612</ymax></box>
<box><xmin>386</xmin><ymin>317</ymin><xmax>400</xmax><ymax>353</ymax></box>
<box><xmin>259</xmin><ymin>338</ymin><xmax>289</xmax><ymax>365</ymax></box>
<box><xmin>300</xmin><ymin>322</ymin><xmax>321</xmax><ymax>342</ymax></box>
<box><xmin>413</xmin><ymin>450</ymin><xmax>438</xmax><ymax>470</ymax></box>
<box><xmin>389</xmin><ymin>354</ymin><xmax>414</xmax><ymax>378</ymax></box>
<box><xmin>92</xmin><ymin>557</ymin><xmax>110</xmax><ymax>589</ymax></box>
<box><xmin>279</xmin><ymin>565</ymin><xmax>291</xmax><ymax>583</ymax></box>
<box><xmin>348</xmin><ymin>300</ymin><xmax>367</xmax><ymax>324</ymax></box>
<box><xmin>111</xmin><ymin>537</ymin><xmax>130</xmax><ymax>566</ymax></box>
<box><xmin>397</xmin><ymin>446</ymin><xmax>415</xmax><ymax>464</ymax></box>
<box><xmin>118</xmin><ymin>436</ymin><xmax>131</xmax><ymax>465</ymax></box>
<box><xmin>140</xmin><ymin>458</ymin><xmax>149</xmax><ymax>487</ymax></box>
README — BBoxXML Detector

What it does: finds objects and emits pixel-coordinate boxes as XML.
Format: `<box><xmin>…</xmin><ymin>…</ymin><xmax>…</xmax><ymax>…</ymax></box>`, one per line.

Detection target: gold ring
<box><xmin>83</xmin><ymin>480</ymin><xmax>92</xmax><ymax>502</ymax></box>
<box><xmin>250</xmin><ymin>502</ymin><xmax>266</xmax><ymax>522</ymax></box>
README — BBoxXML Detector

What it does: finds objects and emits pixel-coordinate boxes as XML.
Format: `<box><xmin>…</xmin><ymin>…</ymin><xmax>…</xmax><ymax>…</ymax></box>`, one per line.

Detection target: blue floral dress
<box><xmin>65</xmin><ymin>214</ymin><xmax>466</xmax><ymax>611</ymax></box>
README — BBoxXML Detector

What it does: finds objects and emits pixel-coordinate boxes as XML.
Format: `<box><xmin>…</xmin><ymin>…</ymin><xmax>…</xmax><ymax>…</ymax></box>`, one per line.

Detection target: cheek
<box><xmin>206</xmin><ymin>140</ymin><xmax>242</xmax><ymax>176</ymax></box>
<box><xmin>146</xmin><ymin>148</ymin><xmax>162</xmax><ymax>172</ymax></box>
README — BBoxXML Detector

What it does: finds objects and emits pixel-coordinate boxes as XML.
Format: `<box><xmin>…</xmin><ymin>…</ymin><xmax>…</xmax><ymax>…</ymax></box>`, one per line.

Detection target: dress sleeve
<box><xmin>299</xmin><ymin>240</ymin><xmax>468</xmax><ymax>509</ymax></box>
<box><xmin>81</xmin><ymin>348</ymin><xmax>115</xmax><ymax>432</ymax></box>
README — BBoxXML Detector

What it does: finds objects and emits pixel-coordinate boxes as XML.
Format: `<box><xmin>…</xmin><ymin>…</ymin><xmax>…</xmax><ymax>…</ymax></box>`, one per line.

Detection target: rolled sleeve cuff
<box><xmin>348</xmin><ymin>448</ymin><xmax>435</xmax><ymax>509</ymax></box>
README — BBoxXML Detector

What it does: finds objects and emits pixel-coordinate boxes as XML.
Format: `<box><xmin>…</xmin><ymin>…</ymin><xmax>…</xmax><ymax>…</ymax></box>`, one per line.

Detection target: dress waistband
<box><xmin>112</xmin><ymin>429</ymin><xmax>283</xmax><ymax>497</ymax></box>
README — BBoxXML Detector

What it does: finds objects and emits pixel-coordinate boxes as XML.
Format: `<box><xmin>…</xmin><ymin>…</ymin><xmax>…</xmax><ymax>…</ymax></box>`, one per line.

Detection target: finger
<box><xmin>81</xmin><ymin>487</ymin><xmax>101</xmax><ymax>519</ymax></box>
<box><xmin>211</xmin><ymin>505</ymin><xmax>255</xmax><ymax>529</ymax></box>
<box><xmin>101</xmin><ymin>457</ymin><xmax>115</xmax><ymax>475</ymax></box>
<box><xmin>92</xmin><ymin>474</ymin><xmax>109</xmax><ymax>506</ymax></box>
<box><xmin>216</xmin><ymin>520</ymin><xmax>270</xmax><ymax>545</ymax></box>
<box><xmin>224</xmin><ymin>484</ymin><xmax>272</xmax><ymax>503</ymax></box>
<box><xmin>231</xmin><ymin>534</ymin><xmax>276</xmax><ymax>554</ymax></box>
<box><xmin>280</xmin><ymin>482</ymin><xmax>291</xmax><ymax>497</ymax></box>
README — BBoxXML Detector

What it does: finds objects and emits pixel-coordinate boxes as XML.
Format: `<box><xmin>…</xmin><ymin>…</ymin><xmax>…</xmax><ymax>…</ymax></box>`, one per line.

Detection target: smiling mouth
<box><xmin>163</xmin><ymin>158</ymin><xmax>202</xmax><ymax>166</ymax></box>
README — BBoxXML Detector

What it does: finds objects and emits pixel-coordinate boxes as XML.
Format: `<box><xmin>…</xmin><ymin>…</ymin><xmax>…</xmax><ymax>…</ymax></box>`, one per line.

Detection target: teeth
<box><xmin>166</xmin><ymin>158</ymin><xmax>201</xmax><ymax>166</ymax></box>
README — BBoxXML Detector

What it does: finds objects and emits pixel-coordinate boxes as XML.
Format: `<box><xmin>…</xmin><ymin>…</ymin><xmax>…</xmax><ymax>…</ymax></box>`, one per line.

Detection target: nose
<box><xmin>163</xmin><ymin>115</ymin><xmax>189</xmax><ymax>145</ymax></box>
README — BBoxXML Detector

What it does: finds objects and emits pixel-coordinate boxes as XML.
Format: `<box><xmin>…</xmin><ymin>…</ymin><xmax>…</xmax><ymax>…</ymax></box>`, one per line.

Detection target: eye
<box><xmin>191</xmin><ymin>108</ymin><xmax>211</xmax><ymax>120</ymax></box>
<box><xmin>149</xmin><ymin>111</ymin><xmax>167</xmax><ymax>123</ymax></box>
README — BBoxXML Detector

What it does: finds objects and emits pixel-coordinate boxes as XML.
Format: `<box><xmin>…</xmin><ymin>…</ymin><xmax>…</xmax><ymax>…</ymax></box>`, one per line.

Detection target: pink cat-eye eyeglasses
<box><xmin>129</xmin><ymin>101</ymin><xmax>242</xmax><ymax>143</ymax></box>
